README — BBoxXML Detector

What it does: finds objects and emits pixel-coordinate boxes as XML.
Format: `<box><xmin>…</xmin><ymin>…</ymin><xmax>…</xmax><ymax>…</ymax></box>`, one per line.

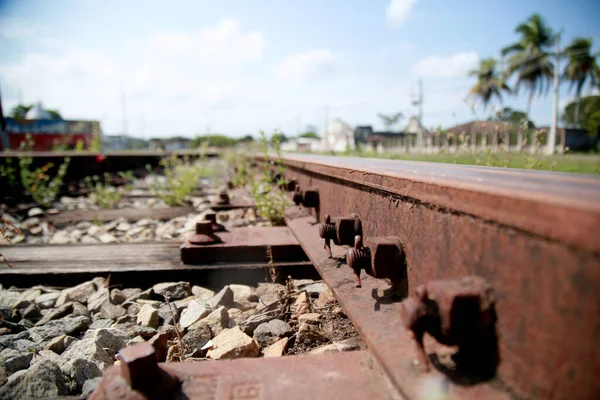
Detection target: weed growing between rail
<box><xmin>225</xmin><ymin>150</ymin><xmax>252</xmax><ymax>188</ymax></box>
<box><xmin>16</xmin><ymin>135</ymin><xmax>72</xmax><ymax>206</ymax></box>
<box><xmin>252</xmin><ymin>131</ymin><xmax>290</xmax><ymax>226</ymax></box>
<box><xmin>148</xmin><ymin>155</ymin><xmax>216</xmax><ymax>206</ymax></box>
<box><xmin>0</xmin><ymin>218</ymin><xmax>22</xmax><ymax>268</ymax></box>
<box><xmin>85</xmin><ymin>171</ymin><xmax>134</xmax><ymax>209</ymax></box>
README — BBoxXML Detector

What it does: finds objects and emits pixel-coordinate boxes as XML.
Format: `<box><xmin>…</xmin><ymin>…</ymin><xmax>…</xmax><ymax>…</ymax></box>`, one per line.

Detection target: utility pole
<box><xmin>0</xmin><ymin>85</ymin><xmax>8</xmax><ymax>150</ymax></box>
<box><xmin>121</xmin><ymin>89</ymin><xmax>128</xmax><ymax>137</ymax></box>
<box><xmin>120</xmin><ymin>88</ymin><xmax>129</xmax><ymax>148</ymax></box>
<box><xmin>324</xmin><ymin>105</ymin><xmax>329</xmax><ymax>150</ymax></box>
<box><xmin>418</xmin><ymin>79</ymin><xmax>424</xmax><ymax>150</ymax></box>
<box><xmin>411</xmin><ymin>80</ymin><xmax>424</xmax><ymax>150</ymax></box>
<box><xmin>547</xmin><ymin>33</ymin><xmax>561</xmax><ymax>155</ymax></box>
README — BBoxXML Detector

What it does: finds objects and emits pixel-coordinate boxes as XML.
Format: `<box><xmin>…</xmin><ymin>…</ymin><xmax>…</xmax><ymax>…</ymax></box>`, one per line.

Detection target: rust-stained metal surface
<box><xmin>286</xmin><ymin>213</ymin><xmax>510</xmax><ymax>400</ymax></box>
<box><xmin>92</xmin><ymin>349</ymin><xmax>403</xmax><ymax>400</ymax></box>
<box><xmin>272</xmin><ymin>154</ymin><xmax>600</xmax><ymax>400</ymax></box>
<box><xmin>181</xmin><ymin>226</ymin><xmax>307</xmax><ymax>264</ymax></box>
<box><xmin>269</xmin><ymin>154</ymin><xmax>600</xmax><ymax>254</ymax></box>
<box><xmin>399</xmin><ymin>276</ymin><xmax>497</xmax><ymax>374</ymax></box>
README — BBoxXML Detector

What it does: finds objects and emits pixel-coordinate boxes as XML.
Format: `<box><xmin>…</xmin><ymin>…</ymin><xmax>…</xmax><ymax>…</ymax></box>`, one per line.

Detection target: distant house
<box><xmin>323</xmin><ymin>119</ymin><xmax>355</xmax><ymax>152</ymax></box>
<box><xmin>149</xmin><ymin>136</ymin><xmax>191</xmax><ymax>151</ymax></box>
<box><xmin>103</xmin><ymin>135</ymin><xmax>148</xmax><ymax>151</ymax></box>
<box><xmin>281</xmin><ymin>137</ymin><xmax>321</xmax><ymax>152</ymax></box>
<box><xmin>445</xmin><ymin>121</ymin><xmax>577</xmax><ymax>152</ymax></box>
<box><xmin>537</xmin><ymin>127</ymin><xmax>595</xmax><ymax>152</ymax></box>
<box><xmin>354</xmin><ymin>117</ymin><xmax>427</xmax><ymax>153</ymax></box>
<box><xmin>1</xmin><ymin>102</ymin><xmax>100</xmax><ymax>151</ymax></box>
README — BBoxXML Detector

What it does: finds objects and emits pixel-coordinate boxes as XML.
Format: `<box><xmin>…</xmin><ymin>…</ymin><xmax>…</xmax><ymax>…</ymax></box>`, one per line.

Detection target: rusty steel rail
<box><xmin>92</xmin><ymin>346</ymin><xmax>401</xmax><ymax>400</ymax></box>
<box><xmin>261</xmin><ymin>153</ymin><xmax>600</xmax><ymax>400</ymax></box>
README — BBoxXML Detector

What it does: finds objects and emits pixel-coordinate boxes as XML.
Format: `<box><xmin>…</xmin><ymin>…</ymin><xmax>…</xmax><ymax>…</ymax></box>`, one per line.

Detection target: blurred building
<box><xmin>354</xmin><ymin>117</ymin><xmax>427</xmax><ymax>153</ymax></box>
<box><xmin>1</xmin><ymin>102</ymin><xmax>100</xmax><ymax>151</ymax></box>
<box><xmin>148</xmin><ymin>136</ymin><xmax>191</xmax><ymax>151</ymax></box>
<box><xmin>103</xmin><ymin>135</ymin><xmax>149</xmax><ymax>151</ymax></box>
<box><xmin>322</xmin><ymin>119</ymin><xmax>355</xmax><ymax>152</ymax></box>
<box><xmin>281</xmin><ymin>137</ymin><xmax>321</xmax><ymax>152</ymax></box>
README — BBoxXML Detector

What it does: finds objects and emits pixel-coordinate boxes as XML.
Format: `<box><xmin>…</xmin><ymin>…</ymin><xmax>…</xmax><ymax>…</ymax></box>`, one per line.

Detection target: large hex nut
<box><xmin>302</xmin><ymin>188</ymin><xmax>319</xmax><ymax>208</ymax></box>
<box><xmin>336</xmin><ymin>216</ymin><xmax>363</xmax><ymax>246</ymax></box>
<box><xmin>423</xmin><ymin>276</ymin><xmax>495</xmax><ymax>342</ymax></box>
<box><xmin>364</xmin><ymin>237</ymin><xmax>405</xmax><ymax>284</ymax></box>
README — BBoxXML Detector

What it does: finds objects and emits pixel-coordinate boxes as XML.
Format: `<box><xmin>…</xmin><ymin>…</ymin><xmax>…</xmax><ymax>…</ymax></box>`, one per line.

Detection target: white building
<box><xmin>322</xmin><ymin>119</ymin><xmax>355</xmax><ymax>152</ymax></box>
<box><xmin>281</xmin><ymin>137</ymin><xmax>321</xmax><ymax>153</ymax></box>
<box><xmin>25</xmin><ymin>102</ymin><xmax>52</xmax><ymax>120</ymax></box>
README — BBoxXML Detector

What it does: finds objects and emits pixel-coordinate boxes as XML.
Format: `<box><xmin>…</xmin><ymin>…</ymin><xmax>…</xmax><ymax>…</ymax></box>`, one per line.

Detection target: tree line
<box><xmin>468</xmin><ymin>13</ymin><xmax>599</xmax><ymax>133</ymax></box>
<box><xmin>9</xmin><ymin>104</ymin><xmax>63</xmax><ymax>120</ymax></box>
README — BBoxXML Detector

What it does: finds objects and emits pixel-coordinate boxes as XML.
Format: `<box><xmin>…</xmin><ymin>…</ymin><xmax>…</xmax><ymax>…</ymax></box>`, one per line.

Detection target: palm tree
<box><xmin>501</xmin><ymin>13</ymin><xmax>556</xmax><ymax>150</ymax></box>
<box><xmin>562</xmin><ymin>37</ymin><xmax>599</xmax><ymax>127</ymax></box>
<box><xmin>468</xmin><ymin>57</ymin><xmax>511</xmax><ymax>108</ymax></box>
<box><xmin>468</xmin><ymin>57</ymin><xmax>511</xmax><ymax>151</ymax></box>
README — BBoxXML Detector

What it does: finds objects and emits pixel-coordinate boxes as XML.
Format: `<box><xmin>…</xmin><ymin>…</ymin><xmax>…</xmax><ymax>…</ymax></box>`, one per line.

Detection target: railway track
<box><xmin>1</xmin><ymin>153</ymin><xmax>599</xmax><ymax>400</ymax></box>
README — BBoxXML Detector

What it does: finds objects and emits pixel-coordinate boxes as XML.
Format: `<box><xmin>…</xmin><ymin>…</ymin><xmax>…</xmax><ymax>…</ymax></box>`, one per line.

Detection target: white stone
<box><xmin>55</xmin><ymin>281</ymin><xmax>98</xmax><ymax>307</ymax></box>
<box><xmin>179</xmin><ymin>300</ymin><xmax>211</xmax><ymax>329</ymax></box>
<box><xmin>125</xmin><ymin>226</ymin><xmax>145</xmax><ymax>237</ymax></box>
<box><xmin>69</xmin><ymin>229</ymin><xmax>84</xmax><ymax>240</ymax></box>
<box><xmin>200</xmin><ymin>306</ymin><xmax>229</xmax><ymax>337</ymax></box>
<box><xmin>136</xmin><ymin>304</ymin><xmax>159</xmax><ymax>329</ymax></box>
<box><xmin>116</xmin><ymin>222</ymin><xmax>131</xmax><ymax>232</ymax></box>
<box><xmin>98</xmin><ymin>233</ymin><xmax>117</xmax><ymax>244</ymax></box>
<box><xmin>87</xmin><ymin>225</ymin><xmax>104</xmax><ymax>236</ymax></box>
<box><xmin>81</xmin><ymin>236</ymin><xmax>100</xmax><ymax>244</ymax></box>
<box><xmin>206</xmin><ymin>327</ymin><xmax>259</xmax><ymax>360</ymax></box>
<box><xmin>191</xmin><ymin>286</ymin><xmax>215</xmax><ymax>300</ymax></box>
<box><xmin>11</xmin><ymin>235</ymin><xmax>25</xmax><ymax>244</ymax></box>
<box><xmin>135</xmin><ymin>218</ymin><xmax>154</xmax><ymax>227</ymax></box>
<box><xmin>27</xmin><ymin>207</ymin><xmax>44</xmax><ymax>217</ymax></box>
<box><xmin>49</xmin><ymin>232</ymin><xmax>71</xmax><ymax>244</ymax></box>
<box><xmin>61</xmin><ymin>338</ymin><xmax>113</xmax><ymax>372</ymax></box>
<box><xmin>308</xmin><ymin>338</ymin><xmax>361</xmax><ymax>355</ymax></box>
<box><xmin>229</xmin><ymin>284</ymin><xmax>259</xmax><ymax>303</ymax></box>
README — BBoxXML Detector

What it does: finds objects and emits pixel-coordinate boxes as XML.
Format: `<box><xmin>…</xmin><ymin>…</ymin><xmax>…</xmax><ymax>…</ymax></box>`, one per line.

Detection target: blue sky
<box><xmin>1</xmin><ymin>0</ymin><xmax>599</xmax><ymax>138</ymax></box>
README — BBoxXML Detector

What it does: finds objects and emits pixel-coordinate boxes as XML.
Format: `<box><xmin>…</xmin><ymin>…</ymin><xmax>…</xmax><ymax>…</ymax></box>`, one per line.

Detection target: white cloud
<box><xmin>0</xmin><ymin>18</ymin><xmax>266</xmax><ymax>132</ymax></box>
<box><xmin>386</xmin><ymin>0</ymin><xmax>420</xmax><ymax>27</ymax></box>
<box><xmin>277</xmin><ymin>49</ymin><xmax>335</xmax><ymax>81</ymax></box>
<box><xmin>397</xmin><ymin>41</ymin><xmax>415</xmax><ymax>53</ymax></box>
<box><xmin>0</xmin><ymin>17</ymin><xmax>36</xmax><ymax>40</ymax></box>
<box><xmin>149</xmin><ymin>18</ymin><xmax>265</xmax><ymax>66</ymax></box>
<box><xmin>411</xmin><ymin>51</ymin><xmax>479</xmax><ymax>79</ymax></box>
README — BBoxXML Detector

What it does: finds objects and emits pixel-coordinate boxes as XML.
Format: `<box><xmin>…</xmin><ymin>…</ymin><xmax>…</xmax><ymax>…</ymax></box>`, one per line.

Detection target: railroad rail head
<box><xmin>258</xmin><ymin>153</ymin><xmax>600</xmax><ymax>400</ymax></box>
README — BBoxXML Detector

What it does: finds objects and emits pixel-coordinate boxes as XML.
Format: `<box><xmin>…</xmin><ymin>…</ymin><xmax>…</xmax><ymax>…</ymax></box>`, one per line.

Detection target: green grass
<box><xmin>333</xmin><ymin>150</ymin><xmax>600</xmax><ymax>175</ymax></box>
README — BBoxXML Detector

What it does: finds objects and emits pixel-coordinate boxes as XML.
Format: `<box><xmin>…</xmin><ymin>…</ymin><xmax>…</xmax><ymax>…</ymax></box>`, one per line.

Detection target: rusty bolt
<box><xmin>346</xmin><ymin>236</ymin><xmax>371</xmax><ymax>287</ymax></box>
<box><xmin>189</xmin><ymin>221</ymin><xmax>222</xmax><ymax>245</ymax></box>
<box><xmin>302</xmin><ymin>188</ymin><xmax>319</xmax><ymax>209</ymax></box>
<box><xmin>346</xmin><ymin>235</ymin><xmax>405</xmax><ymax>288</ymax></box>
<box><xmin>119</xmin><ymin>342</ymin><xmax>158</xmax><ymax>391</ymax></box>
<box><xmin>399</xmin><ymin>276</ymin><xmax>497</xmax><ymax>373</ymax></box>
<box><xmin>118</xmin><ymin>342</ymin><xmax>179</xmax><ymax>400</ymax></box>
<box><xmin>272</xmin><ymin>172</ymin><xmax>282</xmax><ymax>184</ymax></box>
<box><xmin>204</xmin><ymin>213</ymin><xmax>225</xmax><ymax>232</ymax></box>
<box><xmin>319</xmin><ymin>214</ymin><xmax>363</xmax><ymax>258</ymax></box>
<box><xmin>293</xmin><ymin>184</ymin><xmax>303</xmax><ymax>206</ymax></box>
<box><xmin>285</xmin><ymin>178</ymin><xmax>298</xmax><ymax>192</ymax></box>
<box><xmin>216</xmin><ymin>188</ymin><xmax>230</xmax><ymax>205</ymax></box>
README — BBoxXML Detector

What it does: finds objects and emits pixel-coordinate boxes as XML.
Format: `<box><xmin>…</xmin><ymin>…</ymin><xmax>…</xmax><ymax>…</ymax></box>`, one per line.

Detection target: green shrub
<box><xmin>251</xmin><ymin>131</ymin><xmax>289</xmax><ymax>226</ymax></box>
<box><xmin>85</xmin><ymin>173</ymin><xmax>124</xmax><ymax>209</ymax></box>
<box><xmin>19</xmin><ymin>136</ymin><xmax>70</xmax><ymax>207</ymax></box>
<box><xmin>149</xmin><ymin>155</ymin><xmax>215</xmax><ymax>206</ymax></box>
